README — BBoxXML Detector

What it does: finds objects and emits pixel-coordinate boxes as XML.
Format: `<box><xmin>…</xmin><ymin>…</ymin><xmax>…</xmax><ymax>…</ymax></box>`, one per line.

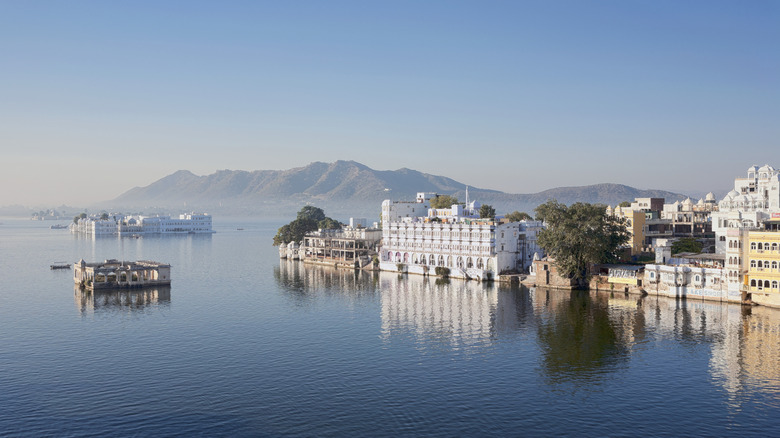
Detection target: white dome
<box><xmin>705</xmin><ymin>192</ymin><xmax>716</xmax><ymax>201</ymax></box>
<box><xmin>758</xmin><ymin>164</ymin><xmax>775</xmax><ymax>173</ymax></box>
<box><xmin>725</xmin><ymin>190</ymin><xmax>739</xmax><ymax>199</ymax></box>
<box><xmin>697</xmin><ymin>198</ymin><xmax>705</xmax><ymax>205</ymax></box>
<box><xmin>682</xmin><ymin>198</ymin><xmax>693</xmax><ymax>205</ymax></box>
<box><xmin>748</xmin><ymin>165</ymin><xmax>759</xmax><ymax>174</ymax></box>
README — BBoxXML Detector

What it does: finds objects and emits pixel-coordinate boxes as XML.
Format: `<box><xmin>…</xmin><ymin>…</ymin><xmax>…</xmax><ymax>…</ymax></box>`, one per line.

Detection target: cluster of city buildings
<box><xmin>70</xmin><ymin>213</ymin><xmax>214</xmax><ymax>236</ymax></box>
<box><xmin>282</xmin><ymin>191</ymin><xmax>545</xmax><ymax>281</ymax></box>
<box><xmin>279</xmin><ymin>164</ymin><xmax>780</xmax><ymax>309</ymax></box>
<box><xmin>593</xmin><ymin>164</ymin><xmax>780</xmax><ymax>307</ymax></box>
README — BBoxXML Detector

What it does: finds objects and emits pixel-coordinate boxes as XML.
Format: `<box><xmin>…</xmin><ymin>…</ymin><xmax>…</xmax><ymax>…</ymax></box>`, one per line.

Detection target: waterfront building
<box><xmin>74</xmin><ymin>259</ymin><xmax>171</xmax><ymax>290</ymax></box>
<box><xmin>71</xmin><ymin>213</ymin><xmax>214</xmax><ymax>236</ymax></box>
<box><xmin>744</xmin><ymin>219</ymin><xmax>780</xmax><ymax>307</ymax></box>
<box><xmin>711</xmin><ymin>165</ymin><xmax>780</xmax><ymax>296</ymax></box>
<box><xmin>643</xmin><ymin>257</ymin><xmax>733</xmax><ymax>303</ymax></box>
<box><xmin>379</xmin><ymin>193</ymin><xmax>544</xmax><ymax>280</ymax></box>
<box><xmin>301</xmin><ymin>224</ymin><xmax>383</xmax><ymax>268</ymax></box>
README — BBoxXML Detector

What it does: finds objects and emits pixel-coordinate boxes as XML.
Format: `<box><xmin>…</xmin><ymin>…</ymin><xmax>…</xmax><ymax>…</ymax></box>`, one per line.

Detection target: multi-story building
<box><xmin>712</xmin><ymin>165</ymin><xmax>780</xmax><ymax>297</ymax></box>
<box><xmin>607</xmin><ymin>197</ymin><xmax>672</xmax><ymax>255</ymax></box>
<box><xmin>71</xmin><ymin>213</ymin><xmax>214</xmax><ymax>236</ymax></box>
<box><xmin>301</xmin><ymin>224</ymin><xmax>383</xmax><ymax>268</ymax></box>
<box><xmin>744</xmin><ymin>219</ymin><xmax>780</xmax><ymax>307</ymax></box>
<box><xmin>662</xmin><ymin>195</ymin><xmax>716</xmax><ymax>240</ymax></box>
<box><xmin>379</xmin><ymin>193</ymin><xmax>544</xmax><ymax>280</ymax></box>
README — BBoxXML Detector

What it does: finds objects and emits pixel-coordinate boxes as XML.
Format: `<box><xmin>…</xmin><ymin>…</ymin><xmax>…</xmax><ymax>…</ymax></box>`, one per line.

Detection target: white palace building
<box><xmin>71</xmin><ymin>213</ymin><xmax>214</xmax><ymax>236</ymax></box>
<box><xmin>379</xmin><ymin>192</ymin><xmax>544</xmax><ymax>281</ymax></box>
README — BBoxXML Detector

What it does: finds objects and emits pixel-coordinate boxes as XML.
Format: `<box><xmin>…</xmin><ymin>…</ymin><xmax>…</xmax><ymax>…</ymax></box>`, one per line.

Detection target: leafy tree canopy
<box><xmin>671</xmin><ymin>237</ymin><xmax>702</xmax><ymax>255</ymax></box>
<box><xmin>535</xmin><ymin>200</ymin><xmax>629</xmax><ymax>288</ymax></box>
<box><xmin>430</xmin><ymin>195</ymin><xmax>459</xmax><ymax>209</ymax></box>
<box><xmin>479</xmin><ymin>204</ymin><xmax>496</xmax><ymax>219</ymax></box>
<box><xmin>318</xmin><ymin>217</ymin><xmax>342</xmax><ymax>230</ymax></box>
<box><xmin>73</xmin><ymin>212</ymin><xmax>87</xmax><ymax>224</ymax></box>
<box><xmin>618</xmin><ymin>201</ymin><xmax>631</xmax><ymax>208</ymax></box>
<box><xmin>100</xmin><ymin>213</ymin><xmax>109</xmax><ymax>220</ymax></box>
<box><xmin>505</xmin><ymin>211</ymin><xmax>533</xmax><ymax>222</ymax></box>
<box><xmin>297</xmin><ymin>205</ymin><xmax>326</xmax><ymax>222</ymax></box>
<box><xmin>273</xmin><ymin>206</ymin><xmax>341</xmax><ymax>246</ymax></box>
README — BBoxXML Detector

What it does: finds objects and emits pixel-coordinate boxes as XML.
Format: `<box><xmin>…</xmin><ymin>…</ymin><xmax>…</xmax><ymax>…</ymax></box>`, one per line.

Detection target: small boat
<box><xmin>50</xmin><ymin>262</ymin><xmax>71</xmax><ymax>270</ymax></box>
<box><xmin>50</xmin><ymin>224</ymin><xmax>69</xmax><ymax>229</ymax></box>
<box><xmin>237</xmin><ymin>228</ymin><xmax>244</xmax><ymax>231</ymax></box>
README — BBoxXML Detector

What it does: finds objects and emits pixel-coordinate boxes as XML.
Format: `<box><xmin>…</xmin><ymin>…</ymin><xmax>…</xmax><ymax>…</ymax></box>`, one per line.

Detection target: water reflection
<box><xmin>274</xmin><ymin>260</ymin><xmax>780</xmax><ymax>396</ymax></box>
<box><xmin>534</xmin><ymin>289</ymin><xmax>630</xmax><ymax>383</ymax></box>
<box><xmin>378</xmin><ymin>271</ymin><xmax>504</xmax><ymax>350</ymax></box>
<box><xmin>274</xmin><ymin>260</ymin><xmax>379</xmax><ymax>305</ymax></box>
<box><xmin>73</xmin><ymin>286</ymin><xmax>171</xmax><ymax>316</ymax></box>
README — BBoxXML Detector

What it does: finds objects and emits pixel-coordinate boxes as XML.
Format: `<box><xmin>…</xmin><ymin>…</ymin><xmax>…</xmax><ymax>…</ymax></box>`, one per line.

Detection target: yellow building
<box><xmin>608</xmin><ymin>206</ymin><xmax>645</xmax><ymax>255</ymax></box>
<box><xmin>745</xmin><ymin>219</ymin><xmax>780</xmax><ymax>307</ymax></box>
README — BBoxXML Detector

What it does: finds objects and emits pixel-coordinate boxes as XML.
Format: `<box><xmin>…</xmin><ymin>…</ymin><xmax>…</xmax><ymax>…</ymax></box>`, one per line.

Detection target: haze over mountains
<box><xmin>105</xmin><ymin>160</ymin><xmax>689</xmax><ymax>218</ymax></box>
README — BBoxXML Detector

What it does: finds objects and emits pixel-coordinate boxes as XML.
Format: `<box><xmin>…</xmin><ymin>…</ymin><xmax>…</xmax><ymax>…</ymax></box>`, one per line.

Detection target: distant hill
<box><xmin>106</xmin><ymin>160</ymin><xmax>689</xmax><ymax>218</ymax></box>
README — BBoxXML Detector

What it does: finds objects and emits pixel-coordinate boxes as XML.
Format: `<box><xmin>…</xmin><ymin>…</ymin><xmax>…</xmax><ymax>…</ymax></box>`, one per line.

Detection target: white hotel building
<box><xmin>379</xmin><ymin>192</ymin><xmax>544</xmax><ymax>280</ymax></box>
<box><xmin>71</xmin><ymin>213</ymin><xmax>214</xmax><ymax>236</ymax></box>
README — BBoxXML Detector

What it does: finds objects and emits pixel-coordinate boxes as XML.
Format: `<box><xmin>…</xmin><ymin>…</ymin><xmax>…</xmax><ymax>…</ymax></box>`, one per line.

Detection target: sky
<box><xmin>1</xmin><ymin>0</ymin><xmax>778</xmax><ymax>206</ymax></box>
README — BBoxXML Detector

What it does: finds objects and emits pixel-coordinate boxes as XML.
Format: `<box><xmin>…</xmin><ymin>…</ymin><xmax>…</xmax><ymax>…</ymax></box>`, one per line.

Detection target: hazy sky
<box><xmin>1</xmin><ymin>1</ymin><xmax>778</xmax><ymax>206</ymax></box>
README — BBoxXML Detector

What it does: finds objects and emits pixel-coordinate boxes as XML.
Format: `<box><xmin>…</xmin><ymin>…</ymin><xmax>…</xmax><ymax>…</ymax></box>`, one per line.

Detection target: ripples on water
<box><xmin>1</xmin><ymin>219</ymin><xmax>779</xmax><ymax>436</ymax></box>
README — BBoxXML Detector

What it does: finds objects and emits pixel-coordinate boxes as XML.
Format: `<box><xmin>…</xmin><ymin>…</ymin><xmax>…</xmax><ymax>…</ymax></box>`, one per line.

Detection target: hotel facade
<box><xmin>378</xmin><ymin>192</ymin><xmax>544</xmax><ymax>280</ymax></box>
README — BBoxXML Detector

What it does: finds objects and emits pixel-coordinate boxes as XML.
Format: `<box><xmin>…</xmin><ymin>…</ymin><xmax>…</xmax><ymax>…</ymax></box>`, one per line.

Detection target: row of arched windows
<box><xmin>750</xmin><ymin>279</ymin><xmax>779</xmax><ymax>290</ymax></box>
<box><xmin>385</xmin><ymin>251</ymin><xmax>495</xmax><ymax>271</ymax></box>
<box><xmin>750</xmin><ymin>242</ymin><xmax>779</xmax><ymax>251</ymax></box>
<box><xmin>750</xmin><ymin>260</ymin><xmax>779</xmax><ymax>270</ymax></box>
<box><xmin>728</xmin><ymin>240</ymin><xmax>742</xmax><ymax>249</ymax></box>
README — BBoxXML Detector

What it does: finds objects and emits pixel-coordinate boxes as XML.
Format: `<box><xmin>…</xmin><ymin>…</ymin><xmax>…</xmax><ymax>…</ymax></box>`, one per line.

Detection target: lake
<box><xmin>1</xmin><ymin>218</ymin><xmax>779</xmax><ymax>436</ymax></box>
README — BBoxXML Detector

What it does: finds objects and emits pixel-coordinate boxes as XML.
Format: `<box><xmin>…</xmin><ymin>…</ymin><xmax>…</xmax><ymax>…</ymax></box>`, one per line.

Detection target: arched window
<box><xmin>466</xmin><ymin>257</ymin><xmax>473</xmax><ymax>268</ymax></box>
<box><xmin>751</xmin><ymin>279</ymin><xmax>757</xmax><ymax>287</ymax></box>
<box><xmin>773</xmin><ymin>281</ymin><xmax>779</xmax><ymax>289</ymax></box>
<box><xmin>751</xmin><ymin>242</ymin><xmax>757</xmax><ymax>250</ymax></box>
<box><xmin>477</xmin><ymin>258</ymin><xmax>484</xmax><ymax>269</ymax></box>
<box><xmin>765</xmin><ymin>280</ymin><xmax>771</xmax><ymax>288</ymax></box>
<box><xmin>758</xmin><ymin>243</ymin><xmax>764</xmax><ymax>250</ymax></box>
<box><xmin>773</xmin><ymin>261</ymin><xmax>778</xmax><ymax>270</ymax></box>
<box><xmin>429</xmin><ymin>254</ymin><xmax>435</xmax><ymax>266</ymax></box>
<box><xmin>773</xmin><ymin>243</ymin><xmax>779</xmax><ymax>251</ymax></box>
<box><xmin>758</xmin><ymin>261</ymin><xmax>764</xmax><ymax>268</ymax></box>
<box><xmin>751</xmin><ymin>260</ymin><xmax>757</xmax><ymax>268</ymax></box>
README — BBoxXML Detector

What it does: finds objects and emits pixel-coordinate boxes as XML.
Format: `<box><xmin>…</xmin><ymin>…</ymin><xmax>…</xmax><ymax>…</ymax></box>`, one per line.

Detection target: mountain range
<box><xmin>108</xmin><ymin>160</ymin><xmax>690</xmax><ymax>218</ymax></box>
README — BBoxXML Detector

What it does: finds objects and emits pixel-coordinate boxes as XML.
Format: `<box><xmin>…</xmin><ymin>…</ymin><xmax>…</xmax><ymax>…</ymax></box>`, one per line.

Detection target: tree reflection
<box><xmin>537</xmin><ymin>289</ymin><xmax>629</xmax><ymax>383</ymax></box>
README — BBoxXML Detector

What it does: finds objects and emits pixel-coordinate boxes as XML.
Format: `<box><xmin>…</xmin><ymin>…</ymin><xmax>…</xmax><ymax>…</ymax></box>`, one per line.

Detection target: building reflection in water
<box><xmin>73</xmin><ymin>285</ymin><xmax>171</xmax><ymax>316</ymax></box>
<box><xmin>274</xmin><ymin>260</ymin><xmax>379</xmax><ymax>306</ymax></box>
<box><xmin>378</xmin><ymin>272</ymin><xmax>504</xmax><ymax>350</ymax></box>
<box><xmin>274</xmin><ymin>260</ymin><xmax>780</xmax><ymax>397</ymax></box>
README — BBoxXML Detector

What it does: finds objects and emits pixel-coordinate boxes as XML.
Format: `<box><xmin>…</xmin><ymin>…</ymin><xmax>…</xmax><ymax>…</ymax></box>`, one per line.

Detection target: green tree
<box><xmin>430</xmin><ymin>195</ymin><xmax>459</xmax><ymax>209</ymax></box>
<box><xmin>73</xmin><ymin>212</ymin><xmax>87</xmax><ymax>224</ymax></box>
<box><xmin>100</xmin><ymin>213</ymin><xmax>109</xmax><ymax>220</ymax></box>
<box><xmin>273</xmin><ymin>206</ymin><xmax>341</xmax><ymax>246</ymax></box>
<box><xmin>318</xmin><ymin>217</ymin><xmax>342</xmax><ymax>230</ymax></box>
<box><xmin>671</xmin><ymin>237</ymin><xmax>702</xmax><ymax>255</ymax></box>
<box><xmin>618</xmin><ymin>201</ymin><xmax>631</xmax><ymax>208</ymax></box>
<box><xmin>479</xmin><ymin>204</ymin><xmax>496</xmax><ymax>219</ymax></box>
<box><xmin>535</xmin><ymin>200</ymin><xmax>629</xmax><ymax>288</ymax></box>
<box><xmin>505</xmin><ymin>211</ymin><xmax>533</xmax><ymax>222</ymax></box>
<box><xmin>297</xmin><ymin>206</ymin><xmax>326</xmax><ymax>222</ymax></box>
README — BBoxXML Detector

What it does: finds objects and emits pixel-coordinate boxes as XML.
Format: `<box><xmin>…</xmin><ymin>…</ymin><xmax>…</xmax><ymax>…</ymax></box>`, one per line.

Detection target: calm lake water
<box><xmin>1</xmin><ymin>218</ymin><xmax>780</xmax><ymax>437</ymax></box>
